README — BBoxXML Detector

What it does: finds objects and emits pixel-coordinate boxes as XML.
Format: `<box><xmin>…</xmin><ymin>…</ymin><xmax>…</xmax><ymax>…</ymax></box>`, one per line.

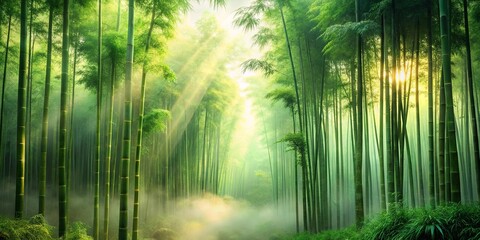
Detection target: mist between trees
<box><xmin>1</xmin><ymin>0</ymin><xmax>480</xmax><ymax>239</ymax></box>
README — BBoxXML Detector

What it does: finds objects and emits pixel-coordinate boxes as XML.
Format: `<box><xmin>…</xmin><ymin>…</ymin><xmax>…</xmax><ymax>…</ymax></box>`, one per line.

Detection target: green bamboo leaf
<box><xmin>241</xmin><ymin>59</ymin><xmax>276</xmax><ymax>76</ymax></box>
<box><xmin>143</xmin><ymin>109</ymin><xmax>171</xmax><ymax>134</ymax></box>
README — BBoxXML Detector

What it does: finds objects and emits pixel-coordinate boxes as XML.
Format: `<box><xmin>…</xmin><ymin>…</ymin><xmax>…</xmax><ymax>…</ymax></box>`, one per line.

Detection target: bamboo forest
<box><xmin>2</xmin><ymin>0</ymin><xmax>480</xmax><ymax>239</ymax></box>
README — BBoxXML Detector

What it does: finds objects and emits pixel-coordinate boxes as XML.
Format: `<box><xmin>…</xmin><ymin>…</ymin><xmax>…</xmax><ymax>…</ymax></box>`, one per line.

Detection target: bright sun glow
<box><xmin>243</xmin><ymin>99</ymin><xmax>255</xmax><ymax>128</ymax></box>
<box><xmin>386</xmin><ymin>68</ymin><xmax>407</xmax><ymax>84</ymax></box>
<box><xmin>231</xmin><ymin>69</ymin><xmax>256</xmax><ymax>129</ymax></box>
<box><xmin>225</xmin><ymin>69</ymin><xmax>257</xmax><ymax>166</ymax></box>
<box><xmin>396</xmin><ymin>69</ymin><xmax>406</xmax><ymax>82</ymax></box>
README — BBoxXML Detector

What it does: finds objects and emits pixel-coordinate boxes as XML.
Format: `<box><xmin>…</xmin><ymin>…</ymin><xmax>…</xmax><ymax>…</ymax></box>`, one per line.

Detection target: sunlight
<box><xmin>229</xmin><ymin>66</ymin><xmax>256</xmax><ymax>129</ymax></box>
<box><xmin>166</xmin><ymin>35</ymin><xmax>234</xmax><ymax>150</ymax></box>
<box><xmin>3</xmin><ymin>0</ymin><xmax>475</xmax><ymax>238</ymax></box>
<box><xmin>396</xmin><ymin>69</ymin><xmax>406</xmax><ymax>83</ymax></box>
<box><xmin>227</xmin><ymin>111</ymin><xmax>256</xmax><ymax>175</ymax></box>
<box><xmin>230</xmin><ymin>70</ymin><xmax>250</xmax><ymax>96</ymax></box>
<box><xmin>387</xmin><ymin>68</ymin><xmax>407</xmax><ymax>84</ymax></box>
<box><xmin>243</xmin><ymin>99</ymin><xmax>255</xmax><ymax>128</ymax></box>
<box><xmin>225</xmin><ymin>70</ymin><xmax>257</xmax><ymax>173</ymax></box>
<box><xmin>174</xmin><ymin>34</ymin><xmax>218</xmax><ymax>75</ymax></box>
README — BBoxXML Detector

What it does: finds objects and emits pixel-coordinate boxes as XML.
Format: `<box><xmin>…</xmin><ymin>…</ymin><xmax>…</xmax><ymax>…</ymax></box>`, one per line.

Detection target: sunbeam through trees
<box><xmin>1</xmin><ymin>0</ymin><xmax>480</xmax><ymax>239</ymax></box>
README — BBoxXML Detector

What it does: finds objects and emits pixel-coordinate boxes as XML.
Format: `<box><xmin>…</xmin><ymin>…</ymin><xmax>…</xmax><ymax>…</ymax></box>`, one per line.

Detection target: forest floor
<box><xmin>286</xmin><ymin>203</ymin><xmax>480</xmax><ymax>240</ymax></box>
<box><xmin>1</xmin><ymin>203</ymin><xmax>480</xmax><ymax>240</ymax></box>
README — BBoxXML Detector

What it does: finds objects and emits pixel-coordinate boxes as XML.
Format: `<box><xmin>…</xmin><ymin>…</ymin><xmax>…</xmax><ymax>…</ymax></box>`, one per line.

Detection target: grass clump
<box><xmin>398</xmin><ymin>211</ymin><xmax>450</xmax><ymax>239</ymax></box>
<box><xmin>360</xmin><ymin>204</ymin><xmax>412</xmax><ymax>240</ymax></box>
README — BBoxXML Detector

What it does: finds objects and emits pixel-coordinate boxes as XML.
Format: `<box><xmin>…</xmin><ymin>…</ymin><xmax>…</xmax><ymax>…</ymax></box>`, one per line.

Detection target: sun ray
<box><xmin>164</xmin><ymin>34</ymin><xmax>235</xmax><ymax>152</ymax></box>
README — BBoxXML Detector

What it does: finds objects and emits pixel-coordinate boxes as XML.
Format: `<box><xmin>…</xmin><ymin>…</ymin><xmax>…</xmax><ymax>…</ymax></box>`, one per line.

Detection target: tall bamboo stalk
<box><xmin>379</xmin><ymin>13</ymin><xmax>386</xmax><ymax>210</ymax></box>
<box><xmin>132</xmin><ymin>3</ymin><xmax>156</xmax><ymax>239</ymax></box>
<box><xmin>58</xmin><ymin>0</ymin><xmax>70</xmax><ymax>236</ymax></box>
<box><xmin>15</xmin><ymin>0</ymin><xmax>28</xmax><ymax>220</ymax></box>
<box><xmin>39</xmin><ymin>4</ymin><xmax>53</xmax><ymax>215</ymax></box>
<box><xmin>119</xmin><ymin>0</ymin><xmax>134</xmax><ymax>238</ymax></box>
<box><xmin>354</xmin><ymin>0</ymin><xmax>364</xmax><ymax>227</ymax></box>
<box><xmin>439</xmin><ymin>0</ymin><xmax>461</xmax><ymax>203</ymax></box>
<box><xmin>427</xmin><ymin>0</ymin><xmax>436</xmax><ymax>208</ymax></box>
<box><xmin>94</xmin><ymin>0</ymin><xmax>102</xmax><ymax>238</ymax></box>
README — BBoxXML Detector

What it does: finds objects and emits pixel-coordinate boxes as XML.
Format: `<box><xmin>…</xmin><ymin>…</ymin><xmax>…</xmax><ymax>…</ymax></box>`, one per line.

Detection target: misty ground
<box><xmin>2</xmin><ymin>195</ymin><xmax>480</xmax><ymax>240</ymax></box>
<box><xmin>0</xmin><ymin>184</ymin><xmax>296</xmax><ymax>239</ymax></box>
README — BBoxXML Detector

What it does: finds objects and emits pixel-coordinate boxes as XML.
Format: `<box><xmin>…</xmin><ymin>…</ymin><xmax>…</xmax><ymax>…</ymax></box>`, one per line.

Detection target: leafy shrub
<box><xmin>360</xmin><ymin>204</ymin><xmax>412</xmax><ymax>240</ymax></box>
<box><xmin>0</xmin><ymin>215</ymin><xmax>53</xmax><ymax>240</ymax></box>
<box><xmin>64</xmin><ymin>222</ymin><xmax>92</xmax><ymax>240</ymax></box>
<box><xmin>286</xmin><ymin>203</ymin><xmax>480</xmax><ymax>240</ymax></box>
<box><xmin>397</xmin><ymin>212</ymin><xmax>450</xmax><ymax>240</ymax></box>
<box><xmin>445</xmin><ymin>204</ymin><xmax>480</xmax><ymax>240</ymax></box>
<box><xmin>360</xmin><ymin>203</ymin><xmax>480</xmax><ymax>240</ymax></box>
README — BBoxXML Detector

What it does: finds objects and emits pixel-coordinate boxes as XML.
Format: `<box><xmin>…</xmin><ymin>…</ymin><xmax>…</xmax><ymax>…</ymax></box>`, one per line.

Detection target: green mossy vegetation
<box><xmin>285</xmin><ymin>204</ymin><xmax>480</xmax><ymax>240</ymax></box>
<box><xmin>0</xmin><ymin>215</ymin><xmax>52</xmax><ymax>240</ymax></box>
<box><xmin>0</xmin><ymin>215</ymin><xmax>92</xmax><ymax>240</ymax></box>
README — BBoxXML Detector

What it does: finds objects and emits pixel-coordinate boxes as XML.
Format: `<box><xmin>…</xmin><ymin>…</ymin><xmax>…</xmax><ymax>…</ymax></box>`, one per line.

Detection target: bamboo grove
<box><xmin>0</xmin><ymin>0</ymin><xmax>248</xmax><ymax>239</ymax></box>
<box><xmin>1</xmin><ymin>0</ymin><xmax>480</xmax><ymax>238</ymax></box>
<box><xmin>235</xmin><ymin>0</ymin><xmax>480</xmax><ymax>233</ymax></box>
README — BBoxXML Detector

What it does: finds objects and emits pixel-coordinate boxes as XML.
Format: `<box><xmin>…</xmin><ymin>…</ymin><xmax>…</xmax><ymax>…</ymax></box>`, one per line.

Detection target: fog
<box><xmin>159</xmin><ymin>194</ymin><xmax>294</xmax><ymax>240</ymax></box>
<box><xmin>0</xmin><ymin>183</ymin><xmax>294</xmax><ymax>239</ymax></box>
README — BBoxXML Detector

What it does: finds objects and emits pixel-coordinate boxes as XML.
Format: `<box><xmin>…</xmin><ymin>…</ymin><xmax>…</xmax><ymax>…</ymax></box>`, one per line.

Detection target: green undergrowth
<box><xmin>63</xmin><ymin>222</ymin><xmax>93</xmax><ymax>240</ymax></box>
<box><xmin>0</xmin><ymin>215</ymin><xmax>52</xmax><ymax>240</ymax></box>
<box><xmin>0</xmin><ymin>215</ymin><xmax>92</xmax><ymax>240</ymax></box>
<box><xmin>284</xmin><ymin>227</ymin><xmax>358</xmax><ymax>240</ymax></box>
<box><xmin>286</xmin><ymin>203</ymin><xmax>480</xmax><ymax>240</ymax></box>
